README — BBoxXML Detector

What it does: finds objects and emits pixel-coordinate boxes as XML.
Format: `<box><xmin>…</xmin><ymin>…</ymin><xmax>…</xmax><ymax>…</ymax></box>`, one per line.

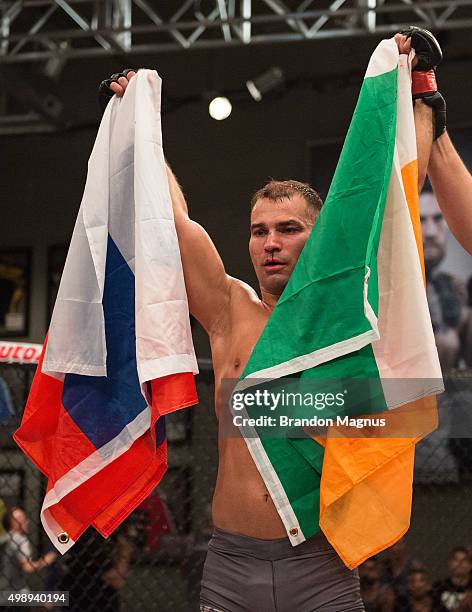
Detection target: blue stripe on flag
<box><xmin>62</xmin><ymin>235</ymin><xmax>148</xmax><ymax>448</ymax></box>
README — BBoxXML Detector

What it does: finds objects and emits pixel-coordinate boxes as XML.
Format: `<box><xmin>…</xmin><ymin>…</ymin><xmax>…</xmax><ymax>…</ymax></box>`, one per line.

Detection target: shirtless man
<box><xmin>99</xmin><ymin>31</ymin><xmax>472</xmax><ymax>612</ymax></box>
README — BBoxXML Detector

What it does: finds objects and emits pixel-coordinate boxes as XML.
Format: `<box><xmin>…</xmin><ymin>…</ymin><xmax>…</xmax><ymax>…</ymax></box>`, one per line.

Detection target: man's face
<box><xmin>448</xmin><ymin>551</ymin><xmax>472</xmax><ymax>579</ymax></box>
<box><xmin>420</xmin><ymin>192</ymin><xmax>447</xmax><ymax>271</ymax></box>
<box><xmin>249</xmin><ymin>195</ymin><xmax>314</xmax><ymax>297</ymax></box>
<box><xmin>408</xmin><ymin>572</ymin><xmax>430</xmax><ymax>600</ymax></box>
<box><xmin>11</xmin><ymin>508</ymin><xmax>29</xmax><ymax>534</ymax></box>
<box><xmin>359</xmin><ymin>559</ymin><xmax>379</xmax><ymax>586</ymax></box>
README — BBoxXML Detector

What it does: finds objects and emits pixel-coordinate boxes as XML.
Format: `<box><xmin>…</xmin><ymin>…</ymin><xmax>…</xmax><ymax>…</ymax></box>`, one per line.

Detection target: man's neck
<box><xmin>10</xmin><ymin>529</ymin><xmax>24</xmax><ymax>537</ymax></box>
<box><xmin>450</xmin><ymin>575</ymin><xmax>469</xmax><ymax>587</ymax></box>
<box><xmin>260</xmin><ymin>289</ymin><xmax>280</xmax><ymax>312</ymax></box>
<box><xmin>410</xmin><ymin>593</ymin><xmax>432</xmax><ymax>605</ymax></box>
<box><xmin>425</xmin><ymin>264</ymin><xmax>440</xmax><ymax>282</ymax></box>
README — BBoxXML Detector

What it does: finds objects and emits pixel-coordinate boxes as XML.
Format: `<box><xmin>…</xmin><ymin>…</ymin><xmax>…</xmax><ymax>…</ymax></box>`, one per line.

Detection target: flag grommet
<box><xmin>58</xmin><ymin>532</ymin><xmax>70</xmax><ymax>544</ymax></box>
<box><xmin>289</xmin><ymin>527</ymin><xmax>299</xmax><ymax>536</ymax></box>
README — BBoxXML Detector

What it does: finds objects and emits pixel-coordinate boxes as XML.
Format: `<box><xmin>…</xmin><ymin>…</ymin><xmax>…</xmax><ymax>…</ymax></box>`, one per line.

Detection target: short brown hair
<box><xmin>2</xmin><ymin>506</ymin><xmax>23</xmax><ymax>531</ymax></box>
<box><xmin>250</xmin><ymin>180</ymin><xmax>323</xmax><ymax>221</ymax></box>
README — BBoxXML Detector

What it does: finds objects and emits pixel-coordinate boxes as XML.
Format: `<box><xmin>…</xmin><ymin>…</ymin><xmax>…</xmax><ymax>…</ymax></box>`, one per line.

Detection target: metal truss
<box><xmin>1</xmin><ymin>0</ymin><xmax>471</xmax><ymax>135</ymax></box>
<box><xmin>1</xmin><ymin>0</ymin><xmax>472</xmax><ymax>65</ymax></box>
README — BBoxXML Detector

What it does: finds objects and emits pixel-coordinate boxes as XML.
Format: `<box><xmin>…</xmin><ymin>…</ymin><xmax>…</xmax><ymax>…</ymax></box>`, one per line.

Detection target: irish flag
<box><xmin>237</xmin><ymin>39</ymin><xmax>443</xmax><ymax>568</ymax></box>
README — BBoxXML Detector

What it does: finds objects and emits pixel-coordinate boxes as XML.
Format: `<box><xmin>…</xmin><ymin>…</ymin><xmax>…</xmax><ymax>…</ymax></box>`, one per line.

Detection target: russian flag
<box><xmin>14</xmin><ymin>71</ymin><xmax>198</xmax><ymax>553</ymax></box>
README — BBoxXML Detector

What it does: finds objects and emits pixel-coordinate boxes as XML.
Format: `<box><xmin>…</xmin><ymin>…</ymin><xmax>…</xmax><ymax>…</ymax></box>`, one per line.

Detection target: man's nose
<box><xmin>264</xmin><ymin>232</ymin><xmax>281</xmax><ymax>252</ymax></box>
<box><xmin>422</xmin><ymin>217</ymin><xmax>438</xmax><ymax>238</ymax></box>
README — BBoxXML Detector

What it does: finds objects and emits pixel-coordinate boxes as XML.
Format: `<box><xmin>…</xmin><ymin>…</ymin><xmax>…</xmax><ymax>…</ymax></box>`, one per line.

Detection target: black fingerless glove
<box><xmin>98</xmin><ymin>68</ymin><xmax>137</xmax><ymax>112</ymax></box>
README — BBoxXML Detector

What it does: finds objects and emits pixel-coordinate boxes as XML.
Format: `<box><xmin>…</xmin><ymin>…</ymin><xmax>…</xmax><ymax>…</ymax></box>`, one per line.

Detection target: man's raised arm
<box><xmin>165</xmin><ymin>164</ymin><xmax>232</xmax><ymax>334</ymax></box>
<box><xmin>397</xmin><ymin>27</ymin><xmax>472</xmax><ymax>256</ymax></box>
<box><xmin>428</xmin><ymin>133</ymin><xmax>472</xmax><ymax>255</ymax></box>
<box><xmin>100</xmin><ymin>70</ymin><xmax>232</xmax><ymax>334</ymax></box>
<box><xmin>394</xmin><ymin>31</ymin><xmax>434</xmax><ymax>191</ymax></box>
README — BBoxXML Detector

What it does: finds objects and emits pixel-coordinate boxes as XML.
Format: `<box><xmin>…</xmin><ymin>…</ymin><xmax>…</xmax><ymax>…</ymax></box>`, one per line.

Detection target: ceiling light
<box><xmin>208</xmin><ymin>96</ymin><xmax>232</xmax><ymax>120</ymax></box>
<box><xmin>246</xmin><ymin>67</ymin><xmax>284</xmax><ymax>102</ymax></box>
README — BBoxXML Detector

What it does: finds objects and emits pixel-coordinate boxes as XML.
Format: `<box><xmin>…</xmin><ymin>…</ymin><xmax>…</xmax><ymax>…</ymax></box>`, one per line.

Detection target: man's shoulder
<box><xmin>228</xmin><ymin>276</ymin><xmax>259</xmax><ymax>301</ymax></box>
<box><xmin>433</xmin><ymin>578</ymin><xmax>455</xmax><ymax>593</ymax></box>
<box><xmin>209</xmin><ymin>277</ymin><xmax>260</xmax><ymax>338</ymax></box>
<box><xmin>228</xmin><ymin>277</ymin><xmax>263</xmax><ymax>312</ymax></box>
<box><xmin>434</xmin><ymin>271</ymin><xmax>465</xmax><ymax>292</ymax></box>
<box><xmin>7</xmin><ymin>532</ymin><xmax>32</xmax><ymax>559</ymax></box>
<box><xmin>211</xmin><ymin>277</ymin><xmax>266</xmax><ymax>341</ymax></box>
<box><xmin>8</xmin><ymin>532</ymin><xmax>28</xmax><ymax>545</ymax></box>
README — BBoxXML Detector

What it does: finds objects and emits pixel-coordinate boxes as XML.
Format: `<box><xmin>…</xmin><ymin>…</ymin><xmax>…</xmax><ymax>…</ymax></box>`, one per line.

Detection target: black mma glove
<box><xmin>401</xmin><ymin>26</ymin><xmax>442</xmax><ymax>71</ymax></box>
<box><xmin>98</xmin><ymin>68</ymin><xmax>137</xmax><ymax>112</ymax></box>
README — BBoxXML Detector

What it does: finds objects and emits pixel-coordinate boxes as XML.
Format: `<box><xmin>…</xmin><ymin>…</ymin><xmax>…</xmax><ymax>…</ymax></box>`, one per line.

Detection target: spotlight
<box><xmin>208</xmin><ymin>96</ymin><xmax>232</xmax><ymax>121</ymax></box>
<box><xmin>246</xmin><ymin>67</ymin><xmax>285</xmax><ymax>102</ymax></box>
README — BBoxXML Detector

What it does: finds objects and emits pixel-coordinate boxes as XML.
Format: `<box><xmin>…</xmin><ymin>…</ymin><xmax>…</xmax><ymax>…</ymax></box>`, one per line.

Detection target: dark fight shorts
<box><xmin>199</xmin><ymin>527</ymin><xmax>365</xmax><ymax>612</ymax></box>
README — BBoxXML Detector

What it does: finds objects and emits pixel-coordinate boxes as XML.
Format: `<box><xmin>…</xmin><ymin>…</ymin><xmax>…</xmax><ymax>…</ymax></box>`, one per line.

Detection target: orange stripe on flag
<box><xmin>316</xmin><ymin>396</ymin><xmax>437</xmax><ymax>569</ymax></box>
<box><xmin>317</xmin><ymin>158</ymin><xmax>439</xmax><ymax>569</ymax></box>
<box><xmin>401</xmin><ymin>159</ymin><xmax>426</xmax><ymax>284</ymax></box>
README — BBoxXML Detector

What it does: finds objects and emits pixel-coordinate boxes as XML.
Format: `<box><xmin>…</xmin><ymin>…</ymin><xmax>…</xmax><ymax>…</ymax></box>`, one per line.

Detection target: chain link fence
<box><xmin>0</xmin><ymin>360</ymin><xmax>471</xmax><ymax>611</ymax></box>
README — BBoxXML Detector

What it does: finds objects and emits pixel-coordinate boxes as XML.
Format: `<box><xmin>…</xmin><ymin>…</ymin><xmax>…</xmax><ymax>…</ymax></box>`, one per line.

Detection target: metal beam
<box><xmin>241</xmin><ymin>0</ymin><xmax>251</xmax><ymax>44</ymax></box>
<box><xmin>133</xmin><ymin>0</ymin><xmax>189</xmax><ymax>49</ymax></box>
<box><xmin>112</xmin><ymin>0</ymin><xmax>131</xmax><ymax>51</ymax></box>
<box><xmin>0</xmin><ymin>0</ymin><xmax>22</xmax><ymax>55</ymax></box>
<box><xmin>261</xmin><ymin>0</ymin><xmax>310</xmax><ymax>38</ymax></box>
<box><xmin>9</xmin><ymin>5</ymin><xmax>59</xmax><ymax>57</ymax></box>
<box><xmin>358</xmin><ymin>0</ymin><xmax>378</xmax><ymax>33</ymax></box>
<box><xmin>307</xmin><ymin>0</ymin><xmax>348</xmax><ymax>37</ymax></box>
<box><xmin>53</xmin><ymin>0</ymin><xmax>112</xmax><ymax>50</ymax></box>
<box><xmin>216</xmin><ymin>0</ymin><xmax>232</xmax><ymax>42</ymax></box>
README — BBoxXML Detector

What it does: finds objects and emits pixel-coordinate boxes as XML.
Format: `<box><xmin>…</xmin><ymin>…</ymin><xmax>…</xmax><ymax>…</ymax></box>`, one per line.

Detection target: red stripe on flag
<box><xmin>151</xmin><ymin>372</ymin><xmax>198</xmax><ymax>416</ymax></box>
<box><xmin>93</xmin><ymin>374</ymin><xmax>198</xmax><ymax>537</ymax></box>
<box><xmin>14</xmin><ymin>342</ymin><xmax>97</xmax><ymax>481</ymax></box>
<box><xmin>92</xmin><ymin>440</ymin><xmax>169</xmax><ymax>537</ymax></box>
<box><xmin>45</xmin><ymin>433</ymin><xmax>168</xmax><ymax>542</ymax></box>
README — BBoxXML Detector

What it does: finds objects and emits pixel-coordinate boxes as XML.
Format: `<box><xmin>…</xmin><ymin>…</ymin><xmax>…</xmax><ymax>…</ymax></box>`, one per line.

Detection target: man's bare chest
<box><xmin>211</xmin><ymin>304</ymin><xmax>270</xmax><ymax>417</ymax></box>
